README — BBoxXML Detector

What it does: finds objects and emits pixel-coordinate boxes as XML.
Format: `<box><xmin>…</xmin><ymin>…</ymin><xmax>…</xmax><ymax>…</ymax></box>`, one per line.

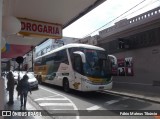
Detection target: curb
<box><xmin>103</xmin><ymin>90</ymin><xmax>160</xmax><ymax>104</ymax></box>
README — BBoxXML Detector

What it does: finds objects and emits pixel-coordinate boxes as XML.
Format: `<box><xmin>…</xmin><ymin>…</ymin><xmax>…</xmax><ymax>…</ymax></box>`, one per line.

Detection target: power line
<box><xmin>82</xmin><ymin>0</ymin><xmax>148</xmax><ymax>38</ymax></box>
<box><xmin>121</xmin><ymin>0</ymin><xmax>160</xmax><ymax>19</ymax></box>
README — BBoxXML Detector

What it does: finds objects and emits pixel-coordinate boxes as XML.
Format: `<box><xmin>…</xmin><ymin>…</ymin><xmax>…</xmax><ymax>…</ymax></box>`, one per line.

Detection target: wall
<box><xmin>112</xmin><ymin>45</ymin><xmax>160</xmax><ymax>94</ymax></box>
<box><xmin>98</xmin><ymin>28</ymin><xmax>160</xmax><ymax>95</ymax></box>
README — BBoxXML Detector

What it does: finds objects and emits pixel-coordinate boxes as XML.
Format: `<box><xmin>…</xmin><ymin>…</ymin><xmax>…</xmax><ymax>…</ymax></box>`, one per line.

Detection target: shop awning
<box><xmin>2</xmin><ymin>0</ymin><xmax>105</xmax><ymax>59</ymax></box>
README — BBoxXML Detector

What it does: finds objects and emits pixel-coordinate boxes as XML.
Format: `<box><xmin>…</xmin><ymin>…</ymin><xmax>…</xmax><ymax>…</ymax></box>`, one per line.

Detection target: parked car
<box><xmin>12</xmin><ymin>71</ymin><xmax>21</xmax><ymax>84</ymax></box>
<box><xmin>27</xmin><ymin>72</ymin><xmax>39</xmax><ymax>89</ymax></box>
<box><xmin>13</xmin><ymin>71</ymin><xmax>38</xmax><ymax>89</ymax></box>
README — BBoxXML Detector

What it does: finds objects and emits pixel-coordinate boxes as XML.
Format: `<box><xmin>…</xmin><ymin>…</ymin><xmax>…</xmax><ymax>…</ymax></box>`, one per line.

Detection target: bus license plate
<box><xmin>99</xmin><ymin>86</ymin><xmax>104</xmax><ymax>90</ymax></box>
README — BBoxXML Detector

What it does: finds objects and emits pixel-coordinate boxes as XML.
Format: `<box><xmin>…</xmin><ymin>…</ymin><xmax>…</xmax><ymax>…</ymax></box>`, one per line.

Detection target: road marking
<box><xmin>35</xmin><ymin>98</ymin><xmax>67</xmax><ymax>101</ymax></box>
<box><xmin>87</xmin><ymin>105</ymin><xmax>100</xmax><ymax>111</ymax></box>
<box><xmin>34</xmin><ymin>95</ymin><xmax>60</xmax><ymax>101</ymax></box>
<box><xmin>39</xmin><ymin>103</ymin><xmax>73</xmax><ymax>106</ymax></box>
<box><xmin>105</xmin><ymin>100</ymin><xmax>120</xmax><ymax>105</ymax></box>
<box><xmin>39</xmin><ymin>87</ymin><xmax>78</xmax><ymax>109</ymax></box>
<box><xmin>39</xmin><ymin>87</ymin><xmax>79</xmax><ymax>119</ymax></box>
<box><xmin>51</xmin><ymin>109</ymin><xmax>74</xmax><ymax>111</ymax></box>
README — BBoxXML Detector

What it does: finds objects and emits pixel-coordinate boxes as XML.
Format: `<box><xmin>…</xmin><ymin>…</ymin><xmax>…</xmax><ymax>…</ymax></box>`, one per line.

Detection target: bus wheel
<box><xmin>63</xmin><ymin>79</ymin><xmax>70</xmax><ymax>92</ymax></box>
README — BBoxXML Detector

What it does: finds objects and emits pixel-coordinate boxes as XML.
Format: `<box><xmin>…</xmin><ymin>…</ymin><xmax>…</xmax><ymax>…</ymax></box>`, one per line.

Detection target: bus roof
<box><xmin>35</xmin><ymin>43</ymin><xmax>105</xmax><ymax>59</ymax></box>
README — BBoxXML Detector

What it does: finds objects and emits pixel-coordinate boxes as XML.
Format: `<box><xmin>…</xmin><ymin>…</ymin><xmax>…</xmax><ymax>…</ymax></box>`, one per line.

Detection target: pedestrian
<box><xmin>17</xmin><ymin>74</ymin><xmax>31</xmax><ymax>110</ymax></box>
<box><xmin>6</xmin><ymin>71</ymin><xmax>15</xmax><ymax>105</ymax></box>
<box><xmin>16</xmin><ymin>73</ymin><xmax>20</xmax><ymax>99</ymax></box>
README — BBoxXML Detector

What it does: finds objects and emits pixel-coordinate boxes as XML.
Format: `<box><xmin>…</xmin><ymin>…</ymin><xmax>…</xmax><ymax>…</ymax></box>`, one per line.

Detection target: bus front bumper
<box><xmin>82</xmin><ymin>81</ymin><xmax>113</xmax><ymax>91</ymax></box>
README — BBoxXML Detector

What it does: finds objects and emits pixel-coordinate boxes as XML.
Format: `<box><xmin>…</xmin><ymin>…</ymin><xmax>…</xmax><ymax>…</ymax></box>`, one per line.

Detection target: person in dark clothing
<box><xmin>17</xmin><ymin>74</ymin><xmax>31</xmax><ymax>110</ymax></box>
<box><xmin>6</xmin><ymin>71</ymin><xmax>15</xmax><ymax>105</ymax></box>
<box><xmin>16</xmin><ymin>73</ymin><xmax>21</xmax><ymax>99</ymax></box>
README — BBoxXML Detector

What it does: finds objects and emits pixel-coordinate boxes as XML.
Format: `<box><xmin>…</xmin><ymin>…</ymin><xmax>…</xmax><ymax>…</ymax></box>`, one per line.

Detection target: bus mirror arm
<box><xmin>108</xmin><ymin>55</ymin><xmax>117</xmax><ymax>65</ymax></box>
<box><xmin>73</xmin><ymin>51</ymin><xmax>86</xmax><ymax>63</ymax></box>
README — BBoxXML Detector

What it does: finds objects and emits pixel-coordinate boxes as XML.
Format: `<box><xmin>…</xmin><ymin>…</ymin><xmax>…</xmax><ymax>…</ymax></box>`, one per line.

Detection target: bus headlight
<box><xmin>82</xmin><ymin>78</ymin><xmax>93</xmax><ymax>84</ymax></box>
<box><xmin>85</xmin><ymin>79</ymin><xmax>93</xmax><ymax>84</ymax></box>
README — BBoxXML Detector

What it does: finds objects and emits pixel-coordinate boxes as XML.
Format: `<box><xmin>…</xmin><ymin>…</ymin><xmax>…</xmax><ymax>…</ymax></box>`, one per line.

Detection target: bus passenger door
<box><xmin>73</xmin><ymin>54</ymin><xmax>84</xmax><ymax>90</ymax></box>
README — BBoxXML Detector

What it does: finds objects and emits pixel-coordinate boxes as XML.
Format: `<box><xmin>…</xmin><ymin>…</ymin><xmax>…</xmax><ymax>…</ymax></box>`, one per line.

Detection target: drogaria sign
<box><xmin>18</xmin><ymin>18</ymin><xmax>62</xmax><ymax>39</ymax></box>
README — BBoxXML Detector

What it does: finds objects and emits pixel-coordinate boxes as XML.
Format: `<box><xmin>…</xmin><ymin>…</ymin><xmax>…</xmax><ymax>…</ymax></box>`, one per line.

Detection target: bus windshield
<box><xmin>83</xmin><ymin>49</ymin><xmax>110</xmax><ymax>78</ymax></box>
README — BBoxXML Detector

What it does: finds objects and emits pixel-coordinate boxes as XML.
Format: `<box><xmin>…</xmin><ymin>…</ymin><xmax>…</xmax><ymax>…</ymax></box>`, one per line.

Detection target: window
<box><xmin>36</xmin><ymin>52</ymin><xmax>41</xmax><ymax>57</ymax></box>
<box><xmin>68</xmin><ymin>47</ymin><xmax>83</xmax><ymax>64</ymax></box>
<box><xmin>58</xmin><ymin>50</ymin><xmax>69</xmax><ymax>64</ymax></box>
<box><xmin>41</xmin><ymin>57</ymin><xmax>46</xmax><ymax>65</ymax></box>
<box><xmin>34</xmin><ymin>58</ymin><xmax>42</xmax><ymax>66</ymax></box>
<box><xmin>74</xmin><ymin>55</ymin><xmax>82</xmax><ymax>74</ymax></box>
<box><xmin>45</xmin><ymin>49</ymin><xmax>69</xmax><ymax>65</ymax></box>
<box><xmin>46</xmin><ymin>46</ymin><xmax>51</xmax><ymax>52</ymax></box>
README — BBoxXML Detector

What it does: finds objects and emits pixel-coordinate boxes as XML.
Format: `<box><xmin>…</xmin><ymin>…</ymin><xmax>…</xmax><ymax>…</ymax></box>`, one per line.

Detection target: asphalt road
<box><xmin>28</xmin><ymin>83</ymin><xmax>160</xmax><ymax>119</ymax></box>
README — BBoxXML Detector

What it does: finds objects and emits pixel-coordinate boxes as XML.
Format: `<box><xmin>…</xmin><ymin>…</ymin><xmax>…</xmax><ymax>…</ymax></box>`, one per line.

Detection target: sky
<box><xmin>63</xmin><ymin>0</ymin><xmax>160</xmax><ymax>38</ymax></box>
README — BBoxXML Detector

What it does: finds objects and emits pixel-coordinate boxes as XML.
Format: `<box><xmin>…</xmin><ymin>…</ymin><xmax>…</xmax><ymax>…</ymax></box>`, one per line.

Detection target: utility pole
<box><xmin>31</xmin><ymin>46</ymin><xmax>34</xmax><ymax>72</ymax></box>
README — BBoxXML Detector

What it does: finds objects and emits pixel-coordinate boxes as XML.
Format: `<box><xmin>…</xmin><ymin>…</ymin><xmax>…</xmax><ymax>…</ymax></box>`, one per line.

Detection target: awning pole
<box><xmin>0</xmin><ymin>0</ymin><xmax>5</xmax><ymax>118</ymax></box>
<box><xmin>0</xmin><ymin>0</ymin><xmax>2</xmax><ymax>77</ymax></box>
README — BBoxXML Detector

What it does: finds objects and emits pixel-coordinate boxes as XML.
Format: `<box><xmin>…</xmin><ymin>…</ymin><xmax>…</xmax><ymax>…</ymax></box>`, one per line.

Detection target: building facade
<box><xmin>78</xmin><ymin>7</ymin><xmax>160</xmax><ymax>95</ymax></box>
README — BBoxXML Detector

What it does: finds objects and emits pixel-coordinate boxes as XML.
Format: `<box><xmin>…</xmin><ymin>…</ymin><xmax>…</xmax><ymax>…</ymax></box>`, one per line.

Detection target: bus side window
<box><xmin>35</xmin><ymin>58</ymin><xmax>42</xmax><ymax>66</ymax></box>
<box><xmin>73</xmin><ymin>55</ymin><xmax>83</xmax><ymax>74</ymax></box>
<box><xmin>41</xmin><ymin>57</ymin><xmax>46</xmax><ymax>65</ymax></box>
<box><xmin>59</xmin><ymin>50</ymin><xmax>69</xmax><ymax>64</ymax></box>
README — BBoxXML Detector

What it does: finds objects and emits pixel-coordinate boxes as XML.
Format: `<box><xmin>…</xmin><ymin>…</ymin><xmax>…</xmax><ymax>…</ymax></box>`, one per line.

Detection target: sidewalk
<box><xmin>4</xmin><ymin>78</ymin><xmax>44</xmax><ymax>119</ymax></box>
<box><xmin>104</xmin><ymin>88</ymin><xmax>160</xmax><ymax>104</ymax></box>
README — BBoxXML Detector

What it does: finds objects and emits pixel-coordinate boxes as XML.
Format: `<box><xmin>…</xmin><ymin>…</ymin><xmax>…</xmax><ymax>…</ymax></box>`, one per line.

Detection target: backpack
<box><xmin>16</xmin><ymin>80</ymin><xmax>22</xmax><ymax>92</ymax></box>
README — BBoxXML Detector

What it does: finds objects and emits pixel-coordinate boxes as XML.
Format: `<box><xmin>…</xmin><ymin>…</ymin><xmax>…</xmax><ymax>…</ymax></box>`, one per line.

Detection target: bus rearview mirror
<box><xmin>73</xmin><ymin>51</ymin><xmax>86</xmax><ymax>63</ymax></box>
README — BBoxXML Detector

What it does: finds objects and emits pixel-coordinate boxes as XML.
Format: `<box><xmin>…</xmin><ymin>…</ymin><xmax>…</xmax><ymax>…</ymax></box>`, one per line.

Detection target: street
<box><xmin>28</xmin><ymin>83</ymin><xmax>160</xmax><ymax>119</ymax></box>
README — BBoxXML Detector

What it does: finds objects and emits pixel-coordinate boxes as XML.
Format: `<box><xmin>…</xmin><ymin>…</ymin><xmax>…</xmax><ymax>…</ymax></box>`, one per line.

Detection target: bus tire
<box><xmin>63</xmin><ymin>79</ymin><xmax>70</xmax><ymax>93</ymax></box>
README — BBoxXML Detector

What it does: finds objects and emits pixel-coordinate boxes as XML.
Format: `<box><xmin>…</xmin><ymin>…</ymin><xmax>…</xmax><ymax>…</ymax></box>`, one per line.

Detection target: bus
<box><xmin>34</xmin><ymin>43</ymin><xmax>117</xmax><ymax>92</ymax></box>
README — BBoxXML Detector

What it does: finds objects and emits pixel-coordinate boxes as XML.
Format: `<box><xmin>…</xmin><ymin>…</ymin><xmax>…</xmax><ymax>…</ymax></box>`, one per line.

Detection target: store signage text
<box><xmin>18</xmin><ymin>18</ymin><xmax>62</xmax><ymax>38</ymax></box>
